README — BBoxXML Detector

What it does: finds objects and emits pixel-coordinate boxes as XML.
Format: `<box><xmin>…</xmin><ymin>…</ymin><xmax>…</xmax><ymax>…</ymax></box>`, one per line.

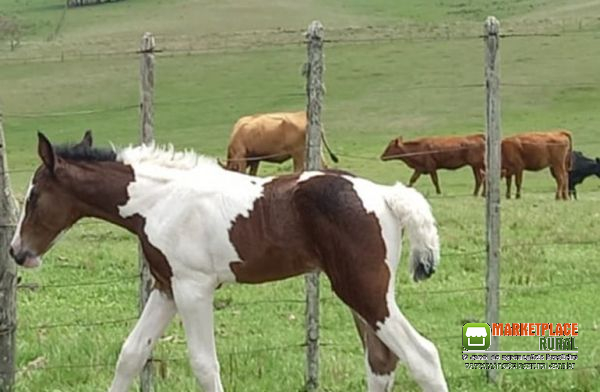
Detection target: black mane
<box><xmin>54</xmin><ymin>143</ymin><xmax>117</xmax><ymax>162</ymax></box>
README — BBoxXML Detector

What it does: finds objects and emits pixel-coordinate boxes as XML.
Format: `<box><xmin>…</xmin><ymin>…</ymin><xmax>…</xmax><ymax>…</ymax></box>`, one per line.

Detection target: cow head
<box><xmin>380</xmin><ymin>137</ymin><xmax>403</xmax><ymax>161</ymax></box>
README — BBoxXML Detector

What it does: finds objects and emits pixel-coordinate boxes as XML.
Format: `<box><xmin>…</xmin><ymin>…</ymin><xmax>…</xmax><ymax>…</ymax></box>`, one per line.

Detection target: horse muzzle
<box><xmin>9</xmin><ymin>246</ymin><xmax>41</xmax><ymax>268</ymax></box>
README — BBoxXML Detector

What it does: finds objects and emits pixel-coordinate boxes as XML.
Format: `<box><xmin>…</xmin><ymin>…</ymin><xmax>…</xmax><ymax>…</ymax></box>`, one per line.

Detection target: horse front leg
<box><xmin>109</xmin><ymin>289</ymin><xmax>176</xmax><ymax>392</ymax></box>
<box><xmin>172</xmin><ymin>274</ymin><xmax>223</xmax><ymax>392</ymax></box>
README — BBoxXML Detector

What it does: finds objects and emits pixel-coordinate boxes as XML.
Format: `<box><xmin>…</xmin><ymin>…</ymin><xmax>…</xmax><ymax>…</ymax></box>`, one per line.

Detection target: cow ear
<box><xmin>38</xmin><ymin>132</ymin><xmax>55</xmax><ymax>172</ymax></box>
<box><xmin>80</xmin><ymin>129</ymin><xmax>93</xmax><ymax>148</ymax></box>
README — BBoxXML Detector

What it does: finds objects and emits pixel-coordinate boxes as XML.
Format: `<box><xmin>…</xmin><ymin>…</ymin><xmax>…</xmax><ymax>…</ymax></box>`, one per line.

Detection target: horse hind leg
<box><xmin>327</xmin><ymin>253</ymin><xmax>447</xmax><ymax>391</ymax></box>
<box><xmin>352</xmin><ymin>312</ymin><xmax>398</xmax><ymax>392</ymax></box>
<box><xmin>374</xmin><ymin>300</ymin><xmax>447</xmax><ymax>392</ymax></box>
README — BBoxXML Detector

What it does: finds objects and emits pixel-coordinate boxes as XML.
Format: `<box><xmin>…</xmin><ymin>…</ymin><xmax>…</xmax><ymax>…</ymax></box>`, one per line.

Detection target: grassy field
<box><xmin>2</xmin><ymin>0</ymin><xmax>600</xmax><ymax>391</ymax></box>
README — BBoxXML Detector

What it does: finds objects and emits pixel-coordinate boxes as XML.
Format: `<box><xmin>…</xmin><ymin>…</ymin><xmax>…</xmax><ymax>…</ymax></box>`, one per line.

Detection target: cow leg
<box><xmin>515</xmin><ymin>171</ymin><xmax>523</xmax><ymax>199</ymax></box>
<box><xmin>292</xmin><ymin>153</ymin><xmax>305</xmax><ymax>173</ymax></box>
<box><xmin>430</xmin><ymin>171</ymin><xmax>442</xmax><ymax>194</ymax></box>
<box><xmin>472</xmin><ymin>166</ymin><xmax>482</xmax><ymax>196</ymax></box>
<box><xmin>505</xmin><ymin>175</ymin><xmax>512</xmax><ymax>199</ymax></box>
<box><xmin>172</xmin><ymin>275</ymin><xmax>223</xmax><ymax>392</ymax></box>
<box><xmin>408</xmin><ymin>171</ymin><xmax>421</xmax><ymax>187</ymax></box>
<box><xmin>248</xmin><ymin>161</ymin><xmax>260</xmax><ymax>176</ymax></box>
<box><xmin>550</xmin><ymin>166</ymin><xmax>561</xmax><ymax>199</ymax></box>
<box><xmin>352</xmin><ymin>312</ymin><xmax>398</xmax><ymax>391</ymax></box>
<box><xmin>480</xmin><ymin>168</ymin><xmax>487</xmax><ymax>197</ymax></box>
<box><xmin>561</xmin><ymin>171</ymin><xmax>569</xmax><ymax>200</ymax></box>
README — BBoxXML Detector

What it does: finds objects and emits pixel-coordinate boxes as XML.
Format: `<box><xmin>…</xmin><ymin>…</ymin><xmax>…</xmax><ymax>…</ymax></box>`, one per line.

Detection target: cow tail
<box><xmin>565</xmin><ymin>131</ymin><xmax>573</xmax><ymax>171</ymax></box>
<box><xmin>384</xmin><ymin>183</ymin><xmax>440</xmax><ymax>282</ymax></box>
<box><xmin>320</xmin><ymin>127</ymin><xmax>339</xmax><ymax>163</ymax></box>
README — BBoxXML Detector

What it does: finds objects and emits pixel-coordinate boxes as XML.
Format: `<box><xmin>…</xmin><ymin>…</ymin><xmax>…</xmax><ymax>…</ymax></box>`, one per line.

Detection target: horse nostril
<box><xmin>8</xmin><ymin>246</ymin><xmax>23</xmax><ymax>265</ymax></box>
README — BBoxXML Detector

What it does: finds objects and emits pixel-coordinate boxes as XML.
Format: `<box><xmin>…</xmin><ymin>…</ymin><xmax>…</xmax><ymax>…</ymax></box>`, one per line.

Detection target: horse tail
<box><xmin>384</xmin><ymin>183</ymin><xmax>440</xmax><ymax>282</ymax></box>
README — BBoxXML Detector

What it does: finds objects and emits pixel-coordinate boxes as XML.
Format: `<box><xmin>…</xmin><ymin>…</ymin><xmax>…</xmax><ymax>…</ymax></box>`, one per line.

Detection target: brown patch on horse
<box><xmin>57</xmin><ymin>160</ymin><xmax>174</xmax><ymax>293</ymax></box>
<box><xmin>228</xmin><ymin>174</ymin><xmax>319</xmax><ymax>283</ymax></box>
<box><xmin>228</xmin><ymin>173</ymin><xmax>390</xmax><ymax>327</ymax></box>
<box><xmin>127</xmin><ymin>215</ymin><xmax>173</xmax><ymax>293</ymax></box>
<box><xmin>293</xmin><ymin>175</ymin><xmax>390</xmax><ymax>327</ymax></box>
<box><xmin>352</xmin><ymin>312</ymin><xmax>398</xmax><ymax>375</ymax></box>
<box><xmin>28</xmin><ymin>138</ymin><xmax>174</xmax><ymax>294</ymax></box>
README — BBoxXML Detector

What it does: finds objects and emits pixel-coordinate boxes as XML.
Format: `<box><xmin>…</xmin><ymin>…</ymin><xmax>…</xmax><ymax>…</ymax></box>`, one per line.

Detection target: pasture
<box><xmin>1</xmin><ymin>0</ymin><xmax>600</xmax><ymax>391</ymax></box>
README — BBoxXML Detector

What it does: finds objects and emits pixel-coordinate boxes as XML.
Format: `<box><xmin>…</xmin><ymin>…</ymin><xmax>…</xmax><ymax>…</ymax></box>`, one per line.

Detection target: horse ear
<box><xmin>81</xmin><ymin>129</ymin><xmax>93</xmax><ymax>148</ymax></box>
<box><xmin>395</xmin><ymin>136</ymin><xmax>403</xmax><ymax>147</ymax></box>
<box><xmin>38</xmin><ymin>132</ymin><xmax>55</xmax><ymax>172</ymax></box>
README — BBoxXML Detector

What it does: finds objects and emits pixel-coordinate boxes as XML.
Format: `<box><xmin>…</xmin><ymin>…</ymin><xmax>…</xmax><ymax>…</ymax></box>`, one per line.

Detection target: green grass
<box><xmin>2</xmin><ymin>0</ymin><xmax>600</xmax><ymax>391</ymax></box>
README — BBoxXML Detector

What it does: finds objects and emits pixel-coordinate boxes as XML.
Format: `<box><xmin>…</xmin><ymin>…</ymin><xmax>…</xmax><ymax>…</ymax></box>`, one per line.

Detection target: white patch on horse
<box><xmin>343</xmin><ymin>175</ymin><xmax>402</xmax><ymax>313</ymax></box>
<box><xmin>297</xmin><ymin>171</ymin><xmax>325</xmax><ymax>183</ymax></box>
<box><xmin>10</xmin><ymin>179</ymin><xmax>33</xmax><ymax>253</ymax></box>
<box><xmin>346</xmin><ymin>176</ymin><xmax>447</xmax><ymax>391</ymax></box>
<box><xmin>109</xmin><ymin>290</ymin><xmax>176</xmax><ymax>392</ymax></box>
<box><xmin>117</xmin><ymin>144</ymin><xmax>269</xmax><ymax>282</ymax></box>
<box><xmin>364</xmin><ymin>349</ymin><xmax>395</xmax><ymax>392</ymax></box>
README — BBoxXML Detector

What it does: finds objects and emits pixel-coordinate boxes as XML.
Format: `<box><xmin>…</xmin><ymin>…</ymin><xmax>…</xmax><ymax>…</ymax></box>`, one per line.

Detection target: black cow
<box><xmin>569</xmin><ymin>151</ymin><xmax>600</xmax><ymax>199</ymax></box>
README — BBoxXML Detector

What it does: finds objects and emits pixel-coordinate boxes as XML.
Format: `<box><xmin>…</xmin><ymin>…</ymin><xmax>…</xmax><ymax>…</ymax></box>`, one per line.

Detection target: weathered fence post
<box><xmin>0</xmin><ymin>111</ymin><xmax>18</xmax><ymax>391</ymax></box>
<box><xmin>139</xmin><ymin>32</ymin><xmax>155</xmax><ymax>392</ymax></box>
<box><xmin>304</xmin><ymin>20</ymin><xmax>324</xmax><ymax>392</ymax></box>
<box><xmin>484</xmin><ymin>16</ymin><xmax>501</xmax><ymax>384</ymax></box>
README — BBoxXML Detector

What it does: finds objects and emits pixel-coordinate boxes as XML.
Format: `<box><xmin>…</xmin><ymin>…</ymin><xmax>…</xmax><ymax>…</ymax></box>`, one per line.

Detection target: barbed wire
<box><xmin>4</xmin><ymin>104</ymin><xmax>139</xmax><ymax>119</ymax></box>
<box><xmin>21</xmin><ymin>316</ymin><xmax>138</xmax><ymax>331</ymax></box>
<box><xmin>2</xmin><ymin>24</ymin><xmax>599</xmax><ymax>66</ymax></box>
<box><xmin>17</xmin><ymin>274</ymin><xmax>139</xmax><ymax>290</ymax></box>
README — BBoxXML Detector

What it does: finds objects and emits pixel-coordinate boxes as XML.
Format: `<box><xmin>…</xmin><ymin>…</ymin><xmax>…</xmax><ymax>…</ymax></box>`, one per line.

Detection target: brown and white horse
<box><xmin>10</xmin><ymin>131</ymin><xmax>448</xmax><ymax>392</ymax></box>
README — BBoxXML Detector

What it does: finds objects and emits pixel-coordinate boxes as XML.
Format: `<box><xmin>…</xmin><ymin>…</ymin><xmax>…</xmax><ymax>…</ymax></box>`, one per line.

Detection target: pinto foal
<box><xmin>10</xmin><ymin>132</ymin><xmax>448</xmax><ymax>392</ymax></box>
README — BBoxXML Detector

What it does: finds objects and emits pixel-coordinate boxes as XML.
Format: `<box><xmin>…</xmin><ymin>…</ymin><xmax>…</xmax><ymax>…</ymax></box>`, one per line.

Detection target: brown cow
<box><xmin>225</xmin><ymin>111</ymin><xmax>337</xmax><ymax>175</ymax></box>
<box><xmin>500</xmin><ymin>130</ymin><xmax>572</xmax><ymax>200</ymax></box>
<box><xmin>380</xmin><ymin>134</ymin><xmax>486</xmax><ymax>196</ymax></box>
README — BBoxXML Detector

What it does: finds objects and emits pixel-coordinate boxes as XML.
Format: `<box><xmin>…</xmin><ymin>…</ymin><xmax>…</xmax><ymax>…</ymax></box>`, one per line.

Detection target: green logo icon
<box><xmin>463</xmin><ymin>323</ymin><xmax>491</xmax><ymax>351</ymax></box>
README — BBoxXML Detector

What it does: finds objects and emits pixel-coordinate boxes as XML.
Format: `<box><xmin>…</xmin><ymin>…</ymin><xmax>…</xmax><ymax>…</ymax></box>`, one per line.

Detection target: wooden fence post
<box><xmin>139</xmin><ymin>32</ymin><xmax>155</xmax><ymax>392</ymax></box>
<box><xmin>304</xmin><ymin>20</ymin><xmax>324</xmax><ymax>392</ymax></box>
<box><xmin>0</xmin><ymin>111</ymin><xmax>18</xmax><ymax>392</ymax></box>
<box><xmin>484</xmin><ymin>16</ymin><xmax>501</xmax><ymax>384</ymax></box>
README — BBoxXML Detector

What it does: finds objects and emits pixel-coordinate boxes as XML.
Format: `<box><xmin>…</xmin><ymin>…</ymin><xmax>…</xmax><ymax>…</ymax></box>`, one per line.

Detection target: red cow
<box><xmin>500</xmin><ymin>130</ymin><xmax>572</xmax><ymax>200</ymax></box>
<box><xmin>381</xmin><ymin>134</ymin><xmax>485</xmax><ymax>195</ymax></box>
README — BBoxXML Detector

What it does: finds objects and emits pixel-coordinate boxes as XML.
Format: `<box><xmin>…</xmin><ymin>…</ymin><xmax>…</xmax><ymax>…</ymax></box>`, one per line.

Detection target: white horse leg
<box><xmin>109</xmin><ymin>289</ymin><xmax>176</xmax><ymax>392</ymax></box>
<box><xmin>172</xmin><ymin>275</ymin><xmax>223</xmax><ymax>392</ymax></box>
<box><xmin>352</xmin><ymin>312</ymin><xmax>397</xmax><ymax>392</ymax></box>
<box><xmin>365</xmin><ymin>349</ymin><xmax>395</xmax><ymax>392</ymax></box>
<box><xmin>375</xmin><ymin>300</ymin><xmax>447</xmax><ymax>392</ymax></box>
